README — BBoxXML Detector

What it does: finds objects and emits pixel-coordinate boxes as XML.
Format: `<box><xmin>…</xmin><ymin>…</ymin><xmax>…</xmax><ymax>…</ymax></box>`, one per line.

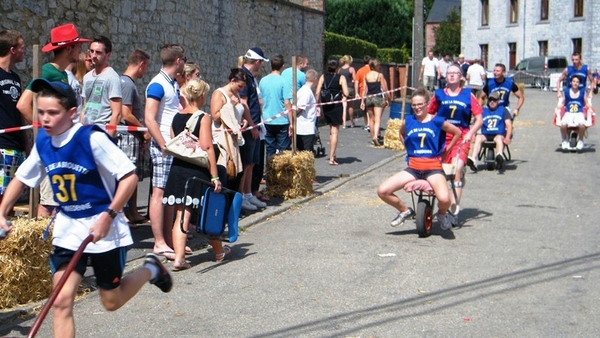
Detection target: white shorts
<box><xmin>560</xmin><ymin>112</ymin><xmax>588</xmax><ymax>127</ymax></box>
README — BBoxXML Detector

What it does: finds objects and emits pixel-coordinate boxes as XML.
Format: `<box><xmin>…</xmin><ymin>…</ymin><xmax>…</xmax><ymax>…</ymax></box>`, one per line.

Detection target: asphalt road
<box><xmin>2</xmin><ymin>89</ymin><xmax>599</xmax><ymax>337</ymax></box>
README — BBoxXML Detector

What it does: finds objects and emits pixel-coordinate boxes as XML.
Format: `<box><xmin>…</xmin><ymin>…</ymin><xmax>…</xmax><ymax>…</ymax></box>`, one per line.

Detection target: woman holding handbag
<box><xmin>210</xmin><ymin>68</ymin><xmax>251</xmax><ymax>189</ymax></box>
<box><xmin>163</xmin><ymin>78</ymin><xmax>229</xmax><ymax>270</ymax></box>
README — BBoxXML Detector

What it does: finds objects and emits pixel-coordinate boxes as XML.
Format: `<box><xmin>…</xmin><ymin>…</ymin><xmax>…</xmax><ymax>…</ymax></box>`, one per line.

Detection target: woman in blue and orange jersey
<box><xmin>377</xmin><ymin>88</ymin><xmax>461</xmax><ymax>230</ymax></box>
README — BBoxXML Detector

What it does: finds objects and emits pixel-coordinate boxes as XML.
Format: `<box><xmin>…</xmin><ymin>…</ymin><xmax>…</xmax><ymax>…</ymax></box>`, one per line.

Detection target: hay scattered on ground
<box><xmin>0</xmin><ymin>217</ymin><xmax>53</xmax><ymax>309</ymax></box>
<box><xmin>383</xmin><ymin>119</ymin><xmax>406</xmax><ymax>151</ymax></box>
<box><xmin>263</xmin><ymin>150</ymin><xmax>316</xmax><ymax>200</ymax></box>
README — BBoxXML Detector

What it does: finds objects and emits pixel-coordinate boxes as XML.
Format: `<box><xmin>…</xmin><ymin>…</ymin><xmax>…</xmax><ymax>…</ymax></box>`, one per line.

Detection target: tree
<box><xmin>325</xmin><ymin>0</ymin><xmax>412</xmax><ymax>49</ymax></box>
<box><xmin>432</xmin><ymin>7</ymin><xmax>461</xmax><ymax>56</ymax></box>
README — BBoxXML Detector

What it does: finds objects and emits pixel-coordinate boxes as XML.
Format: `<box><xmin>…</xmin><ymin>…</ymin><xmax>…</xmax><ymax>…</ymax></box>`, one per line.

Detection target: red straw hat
<box><xmin>41</xmin><ymin>24</ymin><xmax>91</xmax><ymax>53</ymax></box>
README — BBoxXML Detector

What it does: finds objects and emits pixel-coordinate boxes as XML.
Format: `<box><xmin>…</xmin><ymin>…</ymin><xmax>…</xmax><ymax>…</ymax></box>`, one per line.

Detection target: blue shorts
<box><xmin>0</xmin><ymin>149</ymin><xmax>26</xmax><ymax>195</ymax></box>
<box><xmin>240</xmin><ymin>131</ymin><xmax>261</xmax><ymax>166</ymax></box>
<box><xmin>150</xmin><ymin>142</ymin><xmax>173</xmax><ymax>188</ymax></box>
<box><xmin>50</xmin><ymin>246</ymin><xmax>127</xmax><ymax>290</ymax></box>
<box><xmin>404</xmin><ymin>167</ymin><xmax>445</xmax><ymax>180</ymax></box>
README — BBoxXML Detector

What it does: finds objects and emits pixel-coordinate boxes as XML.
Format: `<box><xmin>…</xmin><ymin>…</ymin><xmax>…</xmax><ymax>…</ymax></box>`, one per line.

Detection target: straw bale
<box><xmin>516</xmin><ymin>82</ymin><xmax>525</xmax><ymax>94</ymax></box>
<box><xmin>263</xmin><ymin>150</ymin><xmax>316</xmax><ymax>200</ymax></box>
<box><xmin>0</xmin><ymin>217</ymin><xmax>53</xmax><ymax>309</ymax></box>
<box><xmin>383</xmin><ymin>119</ymin><xmax>406</xmax><ymax>151</ymax></box>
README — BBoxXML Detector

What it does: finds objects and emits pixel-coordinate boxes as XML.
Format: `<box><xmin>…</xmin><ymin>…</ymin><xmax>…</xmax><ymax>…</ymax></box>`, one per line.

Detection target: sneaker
<box><xmin>144</xmin><ymin>254</ymin><xmax>173</xmax><ymax>293</ymax></box>
<box><xmin>561</xmin><ymin>140</ymin><xmax>569</xmax><ymax>150</ymax></box>
<box><xmin>576</xmin><ymin>140</ymin><xmax>584</xmax><ymax>150</ymax></box>
<box><xmin>437</xmin><ymin>213</ymin><xmax>453</xmax><ymax>231</ymax></box>
<box><xmin>495</xmin><ymin>154</ymin><xmax>504</xmax><ymax>170</ymax></box>
<box><xmin>248</xmin><ymin>195</ymin><xmax>267</xmax><ymax>208</ymax></box>
<box><xmin>390</xmin><ymin>208</ymin><xmax>414</xmax><ymax>227</ymax></box>
<box><xmin>466</xmin><ymin>156</ymin><xmax>478</xmax><ymax>172</ymax></box>
<box><xmin>364</xmin><ymin>125</ymin><xmax>371</xmax><ymax>132</ymax></box>
<box><xmin>241</xmin><ymin>199</ymin><xmax>258</xmax><ymax>211</ymax></box>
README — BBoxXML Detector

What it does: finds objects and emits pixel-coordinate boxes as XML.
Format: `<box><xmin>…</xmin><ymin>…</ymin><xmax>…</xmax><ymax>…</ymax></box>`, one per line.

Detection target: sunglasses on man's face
<box><xmin>488</xmin><ymin>98</ymin><xmax>499</xmax><ymax>102</ymax></box>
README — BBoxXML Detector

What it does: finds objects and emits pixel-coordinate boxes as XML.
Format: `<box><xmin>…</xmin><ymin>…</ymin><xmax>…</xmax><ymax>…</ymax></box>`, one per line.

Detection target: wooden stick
<box><xmin>27</xmin><ymin>235</ymin><xmax>94</xmax><ymax>338</ymax></box>
<box><xmin>291</xmin><ymin>55</ymin><xmax>297</xmax><ymax>154</ymax></box>
<box><xmin>29</xmin><ymin>44</ymin><xmax>41</xmax><ymax>219</ymax></box>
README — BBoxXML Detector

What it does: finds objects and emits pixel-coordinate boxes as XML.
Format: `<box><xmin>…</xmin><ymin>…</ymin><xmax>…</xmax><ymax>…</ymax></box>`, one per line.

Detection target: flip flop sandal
<box><xmin>153</xmin><ymin>250</ymin><xmax>176</xmax><ymax>261</ymax></box>
<box><xmin>173</xmin><ymin>260</ymin><xmax>191</xmax><ymax>271</ymax></box>
<box><xmin>215</xmin><ymin>245</ymin><xmax>231</xmax><ymax>262</ymax></box>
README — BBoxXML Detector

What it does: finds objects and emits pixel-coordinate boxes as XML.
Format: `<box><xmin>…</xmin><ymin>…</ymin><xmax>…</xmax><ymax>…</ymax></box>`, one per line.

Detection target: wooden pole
<box><xmin>29</xmin><ymin>44</ymin><xmax>41</xmax><ymax>219</ymax></box>
<box><xmin>400</xmin><ymin>63</ymin><xmax>409</xmax><ymax>121</ymax></box>
<box><xmin>291</xmin><ymin>56</ymin><xmax>297</xmax><ymax>155</ymax></box>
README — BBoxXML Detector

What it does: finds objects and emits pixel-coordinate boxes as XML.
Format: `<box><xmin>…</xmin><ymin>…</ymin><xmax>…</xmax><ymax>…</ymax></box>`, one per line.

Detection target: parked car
<box><xmin>507</xmin><ymin>55</ymin><xmax>568</xmax><ymax>88</ymax></box>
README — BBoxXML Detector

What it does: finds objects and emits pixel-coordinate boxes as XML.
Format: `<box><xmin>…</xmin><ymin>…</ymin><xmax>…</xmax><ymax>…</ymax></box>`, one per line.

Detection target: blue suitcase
<box><xmin>198</xmin><ymin>187</ymin><xmax>229</xmax><ymax>236</ymax></box>
<box><xmin>181</xmin><ymin>177</ymin><xmax>241</xmax><ymax>243</ymax></box>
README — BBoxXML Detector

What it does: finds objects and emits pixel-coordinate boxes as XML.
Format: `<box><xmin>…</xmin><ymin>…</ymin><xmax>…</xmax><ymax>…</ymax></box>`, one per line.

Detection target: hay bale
<box><xmin>516</xmin><ymin>82</ymin><xmax>525</xmax><ymax>94</ymax></box>
<box><xmin>383</xmin><ymin>118</ymin><xmax>406</xmax><ymax>151</ymax></box>
<box><xmin>0</xmin><ymin>217</ymin><xmax>53</xmax><ymax>309</ymax></box>
<box><xmin>263</xmin><ymin>150</ymin><xmax>316</xmax><ymax>200</ymax></box>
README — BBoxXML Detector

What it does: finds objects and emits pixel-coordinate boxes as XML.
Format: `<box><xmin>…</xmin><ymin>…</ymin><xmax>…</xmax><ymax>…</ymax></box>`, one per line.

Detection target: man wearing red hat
<box><xmin>15</xmin><ymin>23</ymin><xmax>90</xmax><ymax>217</ymax></box>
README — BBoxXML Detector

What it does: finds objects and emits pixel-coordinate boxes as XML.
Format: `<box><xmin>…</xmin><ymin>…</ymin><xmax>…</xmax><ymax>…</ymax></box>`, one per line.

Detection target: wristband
<box><xmin>105</xmin><ymin>208</ymin><xmax>118</xmax><ymax>219</ymax></box>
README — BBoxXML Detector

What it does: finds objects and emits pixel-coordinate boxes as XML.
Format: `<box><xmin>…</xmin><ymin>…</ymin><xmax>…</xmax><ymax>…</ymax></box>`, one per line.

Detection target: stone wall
<box><xmin>1</xmin><ymin>0</ymin><xmax>324</xmax><ymax>100</ymax></box>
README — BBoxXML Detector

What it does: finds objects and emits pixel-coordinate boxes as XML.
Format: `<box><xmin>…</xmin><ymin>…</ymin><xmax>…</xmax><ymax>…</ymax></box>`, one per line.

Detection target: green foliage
<box><xmin>325</xmin><ymin>0</ymin><xmax>412</xmax><ymax>49</ymax></box>
<box><xmin>377</xmin><ymin>46</ymin><xmax>410</xmax><ymax>64</ymax></box>
<box><xmin>432</xmin><ymin>7</ymin><xmax>461</xmax><ymax>56</ymax></box>
<box><xmin>324</xmin><ymin>31</ymin><xmax>377</xmax><ymax>61</ymax></box>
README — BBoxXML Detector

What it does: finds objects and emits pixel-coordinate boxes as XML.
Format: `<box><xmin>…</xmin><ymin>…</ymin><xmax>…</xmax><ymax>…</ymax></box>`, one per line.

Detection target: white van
<box><xmin>507</xmin><ymin>56</ymin><xmax>568</xmax><ymax>88</ymax></box>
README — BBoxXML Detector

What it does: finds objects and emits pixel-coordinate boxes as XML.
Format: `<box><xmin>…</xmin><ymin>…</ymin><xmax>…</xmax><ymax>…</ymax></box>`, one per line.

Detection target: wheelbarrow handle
<box><xmin>27</xmin><ymin>234</ymin><xmax>94</xmax><ymax>338</ymax></box>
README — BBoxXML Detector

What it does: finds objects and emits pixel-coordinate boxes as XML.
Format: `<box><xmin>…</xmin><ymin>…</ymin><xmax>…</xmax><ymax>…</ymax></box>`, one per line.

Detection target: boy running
<box><xmin>0</xmin><ymin>79</ymin><xmax>172</xmax><ymax>338</ymax></box>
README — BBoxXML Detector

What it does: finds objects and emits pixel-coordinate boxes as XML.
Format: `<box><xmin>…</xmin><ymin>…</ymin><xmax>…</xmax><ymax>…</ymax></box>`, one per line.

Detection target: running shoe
<box><xmin>437</xmin><ymin>213</ymin><xmax>453</xmax><ymax>231</ymax></box>
<box><xmin>144</xmin><ymin>253</ymin><xmax>173</xmax><ymax>293</ymax></box>
<box><xmin>390</xmin><ymin>208</ymin><xmax>414</xmax><ymax>227</ymax></box>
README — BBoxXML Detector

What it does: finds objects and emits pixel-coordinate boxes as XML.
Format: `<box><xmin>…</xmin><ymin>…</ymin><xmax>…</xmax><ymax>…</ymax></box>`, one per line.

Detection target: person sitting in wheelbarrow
<box><xmin>471</xmin><ymin>91</ymin><xmax>513</xmax><ymax>170</ymax></box>
<box><xmin>554</xmin><ymin>75</ymin><xmax>594</xmax><ymax>150</ymax></box>
<box><xmin>377</xmin><ymin>88</ymin><xmax>461</xmax><ymax>230</ymax></box>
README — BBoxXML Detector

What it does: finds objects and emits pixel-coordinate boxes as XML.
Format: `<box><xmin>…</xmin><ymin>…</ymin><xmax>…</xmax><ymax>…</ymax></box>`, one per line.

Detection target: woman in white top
<box><xmin>210</xmin><ymin>68</ymin><xmax>252</xmax><ymax>187</ymax></box>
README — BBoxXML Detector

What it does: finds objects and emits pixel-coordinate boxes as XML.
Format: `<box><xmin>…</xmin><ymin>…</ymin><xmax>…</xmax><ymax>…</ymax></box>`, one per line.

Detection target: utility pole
<box><xmin>413</xmin><ymin>0</ymin><xmax>424</xmax><ymax>87</ymax></box>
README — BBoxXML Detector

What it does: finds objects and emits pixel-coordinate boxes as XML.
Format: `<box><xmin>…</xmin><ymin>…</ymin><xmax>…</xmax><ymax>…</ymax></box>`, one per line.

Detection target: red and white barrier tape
<box><xmin>0</xmin><ymin>125</ymin><xmax>33</xmax><ymax>134</ymax></box>
<box><xmin>1</xmin><ymin>86</ymin><xmax>425</xmax><ymax>135</ymax></box>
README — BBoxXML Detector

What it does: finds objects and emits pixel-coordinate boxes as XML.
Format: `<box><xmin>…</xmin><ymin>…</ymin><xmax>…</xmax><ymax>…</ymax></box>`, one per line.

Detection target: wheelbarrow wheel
<box><xmin>485</xmin><ymin>148</ymin><xmax>495</xmax><ymax>171</ymax></box>
<box><xmin>416</xmin><ymin>200</ymin><xmax>433</xmax><ymax>238</ymax></box>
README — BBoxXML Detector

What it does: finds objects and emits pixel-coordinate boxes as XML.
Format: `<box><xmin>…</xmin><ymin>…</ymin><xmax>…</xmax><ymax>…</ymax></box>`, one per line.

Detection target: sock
<box><xmin>144</xmin><ymin>262</ymin><xmax>160</xmax><ymax>282</ymax></box>
<box><xmin>244</xmin><ymin>193</ymin><xmax>253</xmax><ymax>199</ymax></box>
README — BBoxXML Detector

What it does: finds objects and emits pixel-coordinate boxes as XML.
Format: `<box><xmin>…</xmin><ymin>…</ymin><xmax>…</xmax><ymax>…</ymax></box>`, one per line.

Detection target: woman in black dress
<box><xmin>315</xmin><ymin>58</ymin><xmax>349</xmax><ymax>165</ymax></box>
<box><xmin>164</xmin><ymin>79</ymin><xmax>229</xmax><ymax>270</ymax></box>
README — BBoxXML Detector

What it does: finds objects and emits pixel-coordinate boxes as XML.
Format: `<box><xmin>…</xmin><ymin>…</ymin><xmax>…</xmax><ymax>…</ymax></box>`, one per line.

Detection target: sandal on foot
<box><xmin>329</xmin><ymin>159</ymin><xmax>339</xmax><ymax>166</ymax></box>
<box><xmin>185</xmin><ymin>246</ymin><xmax>193</xmax><ymax>255</ymax></box>
<box><xmin>153</xmin><ymin>250</ymin><xmax>176</xmax><ymax>261</ymax></box>
<box><xmin>173</xmin><ymin>260</ymin><xmax>191</xmax><ymax>271</ymax></box>
<box><xmin>215</xmin><ymin>245</ymin><xmax>231</xmax><ymax>262</ymax></box>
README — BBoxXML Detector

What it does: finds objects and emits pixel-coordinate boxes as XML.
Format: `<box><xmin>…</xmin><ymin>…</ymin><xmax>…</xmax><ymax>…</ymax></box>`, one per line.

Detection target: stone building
<box><xmin>460</xmin><ymin>0</ymin><xmax>599</xmax><ymax>71</ymax></box>
<box><xmin>1</xmin><ymin>0</ymin><xmax>324</xmax><ymax>102</ymax></box>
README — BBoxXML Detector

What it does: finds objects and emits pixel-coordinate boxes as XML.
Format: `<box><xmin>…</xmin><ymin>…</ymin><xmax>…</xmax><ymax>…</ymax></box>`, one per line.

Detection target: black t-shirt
<box><xmin>0</xmin><ymin>68</ymin><xmax>25</xmax><ymax>151</ymax></box>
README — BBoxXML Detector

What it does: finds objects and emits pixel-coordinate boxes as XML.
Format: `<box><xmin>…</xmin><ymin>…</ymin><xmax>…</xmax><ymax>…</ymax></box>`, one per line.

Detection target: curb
<box><xmin>0</xmin><ymin>149</ymin><xmax>406</xmax><ymax>333</ymax></box>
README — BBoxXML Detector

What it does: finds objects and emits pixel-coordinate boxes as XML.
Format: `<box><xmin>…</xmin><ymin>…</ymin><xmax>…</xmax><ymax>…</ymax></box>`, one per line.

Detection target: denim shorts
<box><xmin>404</xmin><ymin>167</ymin><xmax>445</xmax><ymax>180</ymax></box>
<box><xmin>240</xmin><ymin>130</ymin><xmax>261</xmax><ymax>166</ymax></box>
